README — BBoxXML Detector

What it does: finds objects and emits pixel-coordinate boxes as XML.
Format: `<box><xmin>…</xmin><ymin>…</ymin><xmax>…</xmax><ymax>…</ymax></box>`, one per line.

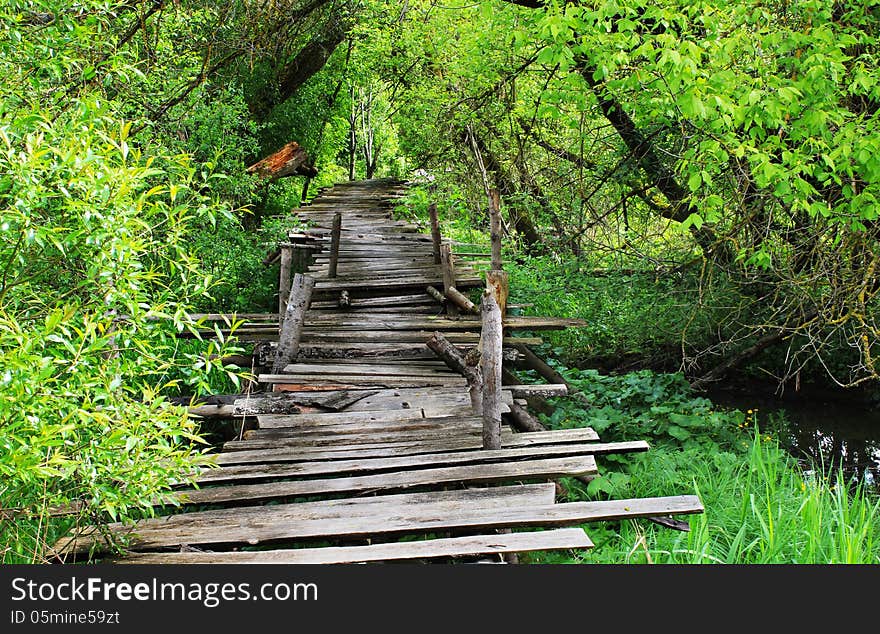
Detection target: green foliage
<box><xmin>528</xmin><ymin>366</ymin><xmax>880</xmax><ymax>563</ymax></box>
<box><xmin>0</xmin><ymin>6</ymin><xmax>246</xmax><ymax>562</ymax></box>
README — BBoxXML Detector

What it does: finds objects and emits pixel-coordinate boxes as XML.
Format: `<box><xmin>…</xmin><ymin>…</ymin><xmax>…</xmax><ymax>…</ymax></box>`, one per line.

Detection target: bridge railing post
<box><xmin>328</xmin><ymin>212</ymin><xmax>342</xmax><ymax>279</ymax></box>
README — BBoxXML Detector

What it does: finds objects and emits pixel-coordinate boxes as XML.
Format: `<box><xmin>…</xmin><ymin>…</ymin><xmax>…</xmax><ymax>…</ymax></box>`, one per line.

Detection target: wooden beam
<box><xmin>440</xmin><ymin>243</ymin><xmax>458</xmax><ymax>318</ymax></box>
<box><xmin>489</xmin><ymin>188</ymin><xmax>503</xmax><ymax>271</ymax></box>
<box><xmin>278</xmin><ymin>245</ymin><xmax>293</xmax><ymax>315</ymax></box>
<box><xmin>481</xmin><ymin>291</ymin><xmax>503</xmax><ymax>450</ymax></box>
<box><xmin>505</xmin><ymin>384</ymin><xmax>568</xmax><ymax>398</ymax></box>
<box><xmin>427</xmin><ymin>331</ymin><xmax>483</xmax><ymax>414</ymax></box>
<box><xmin>486</xmin><ymin>269</ymin><xmax>509</xmax><ymax>319</ymax></box>
<box><xmin>271</xmin><ymin>274</ymin><xmax>314</xmax><ymax>374</ymax></box>
<box><xmin>429</xmin><ymin>202</ymin><xmax>442</xmax><ymax>265</ymax></box>
<box><xmin>113</xmin><ymin>528</ymin><xmax>593</xmax><ymax>564</ymax></box>
<box><xmin>328</xmin><ymin>212</ymin><xmax>342</xmax><ymax>279</ymax></box>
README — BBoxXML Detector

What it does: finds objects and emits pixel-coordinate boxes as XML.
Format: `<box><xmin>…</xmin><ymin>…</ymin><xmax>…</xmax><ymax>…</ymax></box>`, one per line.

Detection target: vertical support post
<box><xmin>440</xmin><ymin>243</ymin><xmax>458</xmax><ymax>318</ymax></box>
<box><xmin>489</xmin><ymin>188</ymin><xmax>503</xmax><ymax>272</ymax></box>
<box><xmin>480</xmin><ymin>291</ymin><xmax>503</xmax><ymax>450</ymax></box>
<box><xmin>272</xmin><ymin>274</ymin><xmax>315</xmax><ymax>374</ymax></box>
<box><xmin>278</xmin><ymin>245</ymin><xmax>293</xmax><ymax>316</ymax></box>
<box><xmin>429</xmin><ymin>202</ymin><xmax>442</xmax><ymax>265</ymax></box>
<box><xmin>486</xmin><ymin>269</ymin><xmax>509</xmax><ymax>320</ymax></box>
<box><xmin>328</xmin><ymin>212</ymin><xmax>342</xmax><ymax>279</ymax></box>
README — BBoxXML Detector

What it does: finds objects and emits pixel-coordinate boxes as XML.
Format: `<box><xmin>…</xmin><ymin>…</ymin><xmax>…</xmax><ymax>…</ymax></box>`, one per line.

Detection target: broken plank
<box><xmin>55</xmin><ymin>492</ymin><xmax>703</xmax><ymax>555</ymax></box>
<box><xmin>196</xmin><ymin>441</ymin><xmax>648</xmax><ymax>484</ymax></box>
<box><xmin>175</xmin><ymin>455</ymin><xmax>600</xmax><ymax>505</ymax></box>
<box><xmin>113</xmin><ymin>528</ymin><xmax>593</xmax><ymax>564</ymax></box>
<box><xmin>215</xmin><ymin>427</ymin><xmax>601</xmax><ymax>464</ymax></box>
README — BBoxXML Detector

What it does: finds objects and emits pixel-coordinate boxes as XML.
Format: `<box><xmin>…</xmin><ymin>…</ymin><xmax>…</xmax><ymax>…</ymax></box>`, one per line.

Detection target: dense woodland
<box><xmin>2</xmin><ymin>0</ymin><xmax>880</xmax><ymax>563</ymax></box>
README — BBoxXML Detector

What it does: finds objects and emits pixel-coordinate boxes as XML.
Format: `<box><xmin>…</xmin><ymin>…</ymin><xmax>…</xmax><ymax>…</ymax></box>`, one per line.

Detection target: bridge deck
<box><xmin>52</xmin><ymin>179</ymin><xmax>702</xmax><ymax>564</ymax></box>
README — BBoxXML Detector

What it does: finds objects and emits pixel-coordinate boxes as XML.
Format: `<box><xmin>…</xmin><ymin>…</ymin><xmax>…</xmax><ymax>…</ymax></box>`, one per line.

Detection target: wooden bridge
<box><xmin>53</xmin><ymin>179</ymin><xmax>702</xmax><ymax>564</ymax></box>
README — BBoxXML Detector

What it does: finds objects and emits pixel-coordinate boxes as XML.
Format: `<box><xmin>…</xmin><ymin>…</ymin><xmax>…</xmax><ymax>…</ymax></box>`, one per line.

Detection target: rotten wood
<box><xmin>489</xmin><ymin>188</ymin><xmax>503</xmax><ymax>271</ymax></box>
<box><xmin>445</xmin><ymin>286</ymin><xmax>479</xmax><ymax>315</ymax></box>
<box><xmin>247</xmin><ymin>141</ymin><xmax>317</xmax><ymax>179</ymax></box>
<box><xmin>278</xmin><ymin>245</ymin><xmax>293</xmax><ymax>315</ymax></box>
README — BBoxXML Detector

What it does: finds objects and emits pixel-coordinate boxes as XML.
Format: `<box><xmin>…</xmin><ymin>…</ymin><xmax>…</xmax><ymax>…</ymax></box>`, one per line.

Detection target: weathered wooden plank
<box><xmin>56</xmin><ymin>492</ymin><xmax>703</xmax><ymax>555</ymax></box>
<box><xmin>256</xmin><ymin>408</ymin><xmax>435</xmax><ymax>429</ymax></box>
<box><xmin>55</xmin><ymin>484</ymin><xmax>557</xmax><ymax>555</ymax></box>
<box><xmin>280</xmin><ymin>362</ymin><xmax>457</xmax><ymax>377</ymax></box>
<box><xmin>215</xmin><ymin>427</ymin><xmax>601</xmax><ymax>464</ymax></box>
<box><xmin>242</xmin><ymin>417</ymin><xmax>485</xmax><ymax>440</ymax></box>
<box><xmin>222</xmin><ymin>425</ymin><xmax>498</xmax><ymax>451</ymax></box>
<box><xmin>260</xmin><ymin>374</ymin><xmax>468</xmax><ymax>388</ymax></box>
<box><xmin>506</xmin><ymin>384</ymin><xmax>569</xmax><ymax>398</ymax></box>
<box><xmin>176</xmin><ymin>455</ymin><xmax>599</xmax><ymax>505</ymax></box>
<box><xmin>197</xmin><ymin>441</ymin><xmax>648</xmax><ymax>484</ymax></box>
<box><xmin>114</xmin><ymin>528</ymin><xmax>593</xmax><ymax>564</ymax></box>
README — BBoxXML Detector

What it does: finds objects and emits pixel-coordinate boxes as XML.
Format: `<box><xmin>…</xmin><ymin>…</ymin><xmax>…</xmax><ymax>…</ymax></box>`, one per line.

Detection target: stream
<box><xmin>706</xmin><ymin>384</ymin><xmax>880</xmax><ymax>491</ymax></box>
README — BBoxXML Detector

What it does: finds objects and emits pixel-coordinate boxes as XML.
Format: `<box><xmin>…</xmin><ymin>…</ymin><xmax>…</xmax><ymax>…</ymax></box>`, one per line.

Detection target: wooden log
<box><xmin>271</xmin><ymin>274</ymin><xmax>315</xmax><ymax>374</ymax></box>
<box><xmin>426</xmin><ymin>285</ymin><xmax>447</xmax><ymax>305</ymax></box>
<box><xmin>489</xmin><ymin>188</ymin><xmax>503</xmax><ymax>271</ymax></box>
<box><xmin>505</xmin><ymin>384</ymin><xmax>568</xmax><ymax>398</ymax></box>
<box><xmin>445</xmin><ymin>286</ymin><xmax>479</xmax><ymax>315</ymax></box>
<box><xmin>514</xmin><ymin>343</ymin><xmax>571</xmax><ymax>390</ymax></box>
<box><xmin>278</xmin><ymin>245</ymin><xmax>293</xmax><ymax>315</ymax></box>
<box><xmin>246</xmin><ymin>141</ymin><xmax>317</xmax><ymax>179</ymax></box>
<box><xmin>328</xmin><ymin>212</ymin><xmax>342</xmax><ymax>279</ymax></box>
<box><xmin>426</xmin><ymin>331</ymin><xmax>483</xmax><ymax>414</ymax></box>
<box><xmin>429</xmin><ymin>202</ymin><xmax>442</xmax><ymax>265</ymax></box>
<box><xmin>440</xmin><ymin>243</ymin><xmax>458</xmax><ymax>318</ymax></box>
<box><xmin>486</xmin><ymin>269</ymin><xmax>509</xmax><ymax>319</ymax></box>
<box><xmin>505</xmin><ymin>402</ymin><xmax>545</xmax><ymax>433</ymax></box>
<box><xmin>481</xmin><ymin>291</ymin><xmax>503</xmax><ymax>450</ymax></box>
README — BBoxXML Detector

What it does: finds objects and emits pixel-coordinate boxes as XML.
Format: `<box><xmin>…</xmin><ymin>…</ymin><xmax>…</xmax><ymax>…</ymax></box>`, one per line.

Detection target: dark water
<box><xmin>706</xmin><ymin>385</ymin><xmax>880</xmax><ymax>491</ymax></box>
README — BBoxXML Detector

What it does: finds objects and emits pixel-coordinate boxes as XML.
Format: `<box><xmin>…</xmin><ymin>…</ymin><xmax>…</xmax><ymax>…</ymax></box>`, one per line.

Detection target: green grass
<box><xmin>524</xmin><ymin>433</ymin><xmax>880</xmax><ymax>564</ymax></box>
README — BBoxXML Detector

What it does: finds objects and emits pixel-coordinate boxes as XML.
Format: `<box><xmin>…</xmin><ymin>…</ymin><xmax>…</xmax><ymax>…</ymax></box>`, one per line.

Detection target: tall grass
<box><xmin>527</xmin><ymin>433</ymin><xmax>880</xmax><ymax>564</ymax></box>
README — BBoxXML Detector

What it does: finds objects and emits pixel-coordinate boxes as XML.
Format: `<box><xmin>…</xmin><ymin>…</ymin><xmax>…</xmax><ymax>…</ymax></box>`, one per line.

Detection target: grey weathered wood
<box><xmin>426</xmin><ymin>285</ymin><xmax>446</xmax><ymax>305</ymax></box>
<box><xmin>489</xmin><ymin>188</ymin><xmax>503</xmax><ymax>271</ymax></box>
<box><xmin>56</xmin><ymin>491</ymin><xmax>702</xmax><ymax>555</ymax></box>
<box><xmin>440</xmin><ymin>243</ymin><xmax>458</xmax><ymax>318</ymax></box>
<box><xmin>197</xmin><ymin>441</ymin><xmax>648</xmax><ymax>484</ymax></box>
<box><xmin>515</xmin><ymin>343</ymin><xmax>572</xmax><ymax>391</ymax></box>
<box><xmin>259</xmin><ymin>373</ymin><xmax>467</xmax><ymax>388</ymax></box>
<box><xmin>327</xmin><ymin>211</ymin><xmax>342</xmax><ymax>278</ymax></box>
<box><xmin>278</xmin><ymin>246</ymin><xmax>293</xmax><ymax>316</ymax></box>
<box><xmin>505</xmin><ymin>384</ymin><xmax>569</xmax><ymax>398</ymax></box>
<box><xmin>481</xmin><ymin>291</ymin><xmax>503</xmax><ymax>450</ymax></box>
<box><xmin>256</xmin><ymin>408</ymin><xmax>432</xmax><ymax>429</ymax></box>
<box><xmin>280</xmin><ymin>362</ymin><xmax>457</xmax><ymax>377</ymax></box>
<box><xmin>114</xmin><ymin>528</ymin><xmax>593</xmax><ymax>564</ymax></box>
<box><xmin>57</xmin><ymin>484</ymin><xmax>557</xmax><ymax>555</ymax></box>
<box><xmin>271</xmin><ymin>274</ymin><xmax>314</xmax><ymax>374</ymax></box>
<box><xmin>217</xmin><ymin>427</ymin><xmax>600</xmax><ymax>464</ymax></box>
<box><xmin>175</xmin><ymin>455</ymin><xmax>599</xmax><ymax>505</ymax></box>
<box><xmin>426</xmin><ymin>331</ymin><xmax>483</xmax><ymax>414</ymax></box>
<box><xmin>243</xmin><ymin>417</ymin><xmax>484</xmax><ymax>441</ymax></box>
<box><xmin>429</xmin><ymin>202</ymin><xmax>442</xmax><ymax>265</ymax></box>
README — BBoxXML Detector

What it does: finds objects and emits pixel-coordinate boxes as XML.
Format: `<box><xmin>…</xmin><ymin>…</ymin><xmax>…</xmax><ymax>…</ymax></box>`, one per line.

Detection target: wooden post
<box><xmin>278</xmin><ymin>245</ymin><xmax>293</xmax><ymax>316</ymax></box>
<box><xmin>440</xmin><ymin>243</ymin><xmax>458</xmax><ymax>317</ymax></box>
<box><xmin>272</xmin><ymin>274</ymin><xmax>315</xmax><ymax>374</ymax></box>
<box><xmin>480</xmin><ymin>291</ymin><xmax>503</xmax><ymax>450</ymax></box>
<box><xmin>485</xmin><ymin>269</ymin><xmax>509</xmax><ymax>321</ymax></box>
<box><xmin>328</xmin><ymin>212</ymin><xmax>342</xmax><ymax>279</ymax></box>
<box><xmin>429</xmin><ymin>203</ymin><xmax>442</xmax><ymax>265</ymax></box>
<box><xmin>489</xmin><ymin>188</ymin><xmax>503</xmax><ymax>271</ymax></box>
